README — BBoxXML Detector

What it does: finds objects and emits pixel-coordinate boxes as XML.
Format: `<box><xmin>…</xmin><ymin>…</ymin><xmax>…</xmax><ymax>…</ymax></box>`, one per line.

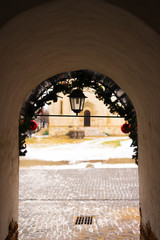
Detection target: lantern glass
<box><xmin>68</xmin><ymin>89</ymin><xmax>87</xmax><ymax>115</ymax></box>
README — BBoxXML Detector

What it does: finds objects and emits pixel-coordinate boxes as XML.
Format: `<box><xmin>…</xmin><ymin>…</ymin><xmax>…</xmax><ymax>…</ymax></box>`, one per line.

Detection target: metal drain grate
<box><xmin>75</xmin><ymin>216</ymin><xmax>93</xmax><ymax>225</ymax></box>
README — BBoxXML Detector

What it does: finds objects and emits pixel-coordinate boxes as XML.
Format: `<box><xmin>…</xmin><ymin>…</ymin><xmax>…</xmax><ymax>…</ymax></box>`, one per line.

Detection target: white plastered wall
<box><xmin>0</xmin><ymin>0</ymin><xmax>160</xmax><ymax>239</ymax></box>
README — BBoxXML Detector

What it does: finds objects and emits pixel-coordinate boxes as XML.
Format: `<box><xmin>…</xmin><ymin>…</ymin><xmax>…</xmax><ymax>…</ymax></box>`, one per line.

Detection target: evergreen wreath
<box><xmin>19</xmin><ymin>70</ymin><xmax>138</xmax><ymax>164</ymax></box>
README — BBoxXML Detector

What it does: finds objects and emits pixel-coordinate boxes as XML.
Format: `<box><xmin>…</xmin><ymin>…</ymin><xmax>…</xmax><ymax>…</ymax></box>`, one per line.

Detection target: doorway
<box><xmin>84</xmin><ymin>110</ymin><xmax>91</xmax><ymax>127</ymax></box>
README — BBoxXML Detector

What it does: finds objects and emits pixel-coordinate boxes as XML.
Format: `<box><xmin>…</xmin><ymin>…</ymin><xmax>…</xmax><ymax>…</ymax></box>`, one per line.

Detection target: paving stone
<box><xmin>19</xmin><ymin>168</ymin><xmax>139</xmax><ymax>239</ymax></box>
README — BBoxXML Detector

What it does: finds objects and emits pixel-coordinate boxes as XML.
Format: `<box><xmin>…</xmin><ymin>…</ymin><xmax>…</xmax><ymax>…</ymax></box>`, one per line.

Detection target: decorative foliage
<box><xmin>19</xmin><ymin>70</ymin><xmax>138</xmax><ymax>164</ymax></box>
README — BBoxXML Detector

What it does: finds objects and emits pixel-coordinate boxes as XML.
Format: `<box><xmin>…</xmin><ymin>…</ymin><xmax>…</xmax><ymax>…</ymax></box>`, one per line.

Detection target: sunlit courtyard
<box><xmin>19</xmin><ymin>135</ymin><xmax>139</xmax><ymax>240</ymax></box>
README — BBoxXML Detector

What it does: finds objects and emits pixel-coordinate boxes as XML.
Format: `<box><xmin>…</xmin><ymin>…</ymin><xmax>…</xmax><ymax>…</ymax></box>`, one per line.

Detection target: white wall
<box><xmin>0</xmin><ymin>0</ymin><xmax>160</xmax><ymax>239</ymax></box>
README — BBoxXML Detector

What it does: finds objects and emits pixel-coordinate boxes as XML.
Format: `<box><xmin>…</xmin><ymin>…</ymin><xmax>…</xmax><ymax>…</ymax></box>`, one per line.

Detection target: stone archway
<box><xmin>0</xmin><ymin>0</ymin><xmax>160</xmax><ymax>239</ymax></box>
<box><xmin>82</xmin><ymin>101</ymin><xmax>95</xmax><ymax>129</ymax></box>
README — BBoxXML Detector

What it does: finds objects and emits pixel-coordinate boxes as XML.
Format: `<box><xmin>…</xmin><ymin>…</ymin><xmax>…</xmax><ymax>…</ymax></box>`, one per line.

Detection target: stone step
<box><xmin>79</xmin><ymin>127</ymin><xmax>105</xmax><ymax>136</ymax></box>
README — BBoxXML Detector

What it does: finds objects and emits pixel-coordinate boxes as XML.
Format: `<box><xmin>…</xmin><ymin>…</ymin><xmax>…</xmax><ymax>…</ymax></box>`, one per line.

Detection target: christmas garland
<box><xmin>19</xmin><ymin>70</ymin><xmax>138</xmax><ymax>164</ymax></box>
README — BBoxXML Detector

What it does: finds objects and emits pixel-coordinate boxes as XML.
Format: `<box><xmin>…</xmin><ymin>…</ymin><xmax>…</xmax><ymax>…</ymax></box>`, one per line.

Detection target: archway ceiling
<box><xmin>0</xmin><ymin>0</ymin><xmax>160</xmax><ymax>34</ymax></box>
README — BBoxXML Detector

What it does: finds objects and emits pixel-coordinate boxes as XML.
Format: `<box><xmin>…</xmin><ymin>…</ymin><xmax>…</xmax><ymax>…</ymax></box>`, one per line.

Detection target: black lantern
<box><xmin>68</xmin><ymin>89</ymin><xmax>87</xmax><ymax>116</ymax></box>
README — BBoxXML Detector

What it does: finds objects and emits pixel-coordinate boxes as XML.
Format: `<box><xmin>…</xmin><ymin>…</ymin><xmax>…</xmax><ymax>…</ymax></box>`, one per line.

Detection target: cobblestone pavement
<box><xmin>19</xmin><ymin>168</ymin><xmax>139</xmax><ymax>240</ymax></box>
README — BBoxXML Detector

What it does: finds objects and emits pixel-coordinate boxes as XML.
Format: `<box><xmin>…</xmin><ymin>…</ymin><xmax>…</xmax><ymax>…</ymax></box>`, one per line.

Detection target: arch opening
<box><xmin>20</xmin><ymin>69</ymin><xmax>138</xmax><ymax>163</ymax></box>
<box><xmin>19</xmin><ymin>69</ymin><xmax>139</xmax><ymax>239</ymax></box>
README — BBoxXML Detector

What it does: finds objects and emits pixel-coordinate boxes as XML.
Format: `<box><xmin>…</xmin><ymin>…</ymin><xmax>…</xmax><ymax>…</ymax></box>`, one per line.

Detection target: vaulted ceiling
<box><xmin>0</xmin><ymin>0</ymin><xmax>160</xmax><ymax>34</ymax></box>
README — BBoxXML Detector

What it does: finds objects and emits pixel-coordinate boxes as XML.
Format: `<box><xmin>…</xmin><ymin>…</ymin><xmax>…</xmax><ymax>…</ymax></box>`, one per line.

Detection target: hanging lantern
<box><xmin>121</xmin><ymin>123</ymin><xmax>131</xmax><ymax>134</ymax></box>
<box><xmin>30</xmin><ymin>120</ymin><xmax>38</xmax><ymax>131</ymax></box>
<box><xmin>68</xmin><ymin>89</ymin><xmax>87</xmax><ymax>116</ymax></box>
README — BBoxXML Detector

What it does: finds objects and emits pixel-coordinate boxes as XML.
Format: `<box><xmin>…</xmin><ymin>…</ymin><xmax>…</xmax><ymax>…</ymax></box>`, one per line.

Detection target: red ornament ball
<box><xmin>121</xmin><ymin>123</ymin><xmax>131</xmax><ymax>134</ymax></box>
<box><xmin>30</xmin><ymin>120</ymin><xmax>38</xmax><ymax>131</ymax></box>
<box><xmin>20</xmin><ymin>120</ymin><xmax>24</xmax><ymax>125</ymax></box>
<box><xmin>61</xmin><ymin>81</ymin><xmax>67</xmax><ymax>85</ymax></box>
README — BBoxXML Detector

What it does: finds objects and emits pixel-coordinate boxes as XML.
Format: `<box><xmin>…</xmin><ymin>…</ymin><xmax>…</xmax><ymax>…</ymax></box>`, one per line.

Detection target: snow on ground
<box><xmin>28</xmin><ymin>163</ymin><xmax>138</xmax><ymax>170</ymax></box>
<box><xmin>22</xmin><ymin>137</ymin><xmax>135</xmax><ymax>165</ymax></box>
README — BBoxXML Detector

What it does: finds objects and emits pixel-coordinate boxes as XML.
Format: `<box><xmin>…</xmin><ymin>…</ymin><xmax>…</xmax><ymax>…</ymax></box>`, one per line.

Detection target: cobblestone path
<box><xmin>19</xmin><ymin>168</ymin><xmax>139</xmax><ymax>240</ymax></box>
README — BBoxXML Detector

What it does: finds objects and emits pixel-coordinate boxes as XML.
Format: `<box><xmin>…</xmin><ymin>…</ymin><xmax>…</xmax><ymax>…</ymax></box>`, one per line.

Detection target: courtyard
<box><xmin>19</xmin><ymin>136</ymin><xmax>139</xmax><ymax>239</ymax></box>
